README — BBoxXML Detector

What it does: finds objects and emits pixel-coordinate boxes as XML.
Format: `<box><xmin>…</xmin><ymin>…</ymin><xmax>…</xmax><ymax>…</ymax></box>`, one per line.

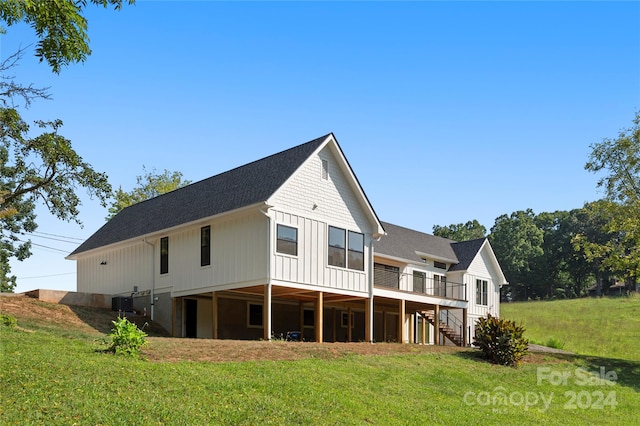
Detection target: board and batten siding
<box><xmin>76</xmin><ymin>242</ymin><xmax>154</xmax><ymax>296</ymax></box>
<box><xmin>272</xmin><ymin>210</ymin><xmax>368</xmax><ymax>293</ymax></box>
<box><xmin>460</xmin><ymin>245</ymin><xmax>501</xmax><ymax>318</ymax></box>
<box><xmin>164</xmin><ymin>210</ymin><xmax>269</xmax><ymax>295</ymax></box>
<box><xmin>269</xmin><ymin>145</ymin><xmax>375</xmax><ymax>294</ymax></box>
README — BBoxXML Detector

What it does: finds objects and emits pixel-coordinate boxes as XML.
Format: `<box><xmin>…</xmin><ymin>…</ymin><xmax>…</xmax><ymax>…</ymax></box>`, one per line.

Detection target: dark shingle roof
<box><xmin>69</xmin><ymin>134</ymin><xmax>330</xmax><ymax>256</ymax></box>
<box><xmin>375</xmin><ymin>222</ymin><xmax>459</xmax><ymax>264</ymax></box>
<box><xmin>449</xmin><ymin>238</ymin><xmax>487</xmax><ymax>271</ymax></box>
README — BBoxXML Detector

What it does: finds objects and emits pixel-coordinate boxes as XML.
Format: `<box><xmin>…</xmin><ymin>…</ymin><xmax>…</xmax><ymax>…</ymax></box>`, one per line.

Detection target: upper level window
<box><xmin>413</xmin><ymin>271</ymin><xmax>426</xmax><ymax>293</ymax></box>
<box><xmin>476</xmin><ymin>279</ymin><xmax>488</xmax><ymax>305</ymax></box>
<box><xmin>328</xmin><ymin>226</ymin><xmax>346</xmax><ymax>267</ymax></box>
<box><xmin>201</xmin><ymin>226</ymin><xmax>211</xmax><ymax>267</ymax></box>
<box><xmin>347</xmin><ymin>231</ymin><xmax>364</xmax><ymax>271</ymax></box>
<box><xmin>374</xmin><ymin>263</ymin><xmax>400</xmax><ymax>289</ymax></box>
<box><xmin>434</xmin><ymin>261</ymin><xmax>447</xmax><ymax>270</ymax></box>
<box><xmin>276</xmin><ymin>224</ymin><xmax>298</xmax><ymax>256</ymax></box>
<box><xmin>160</xmin><ymin>237</ymin><xmax>169</xmax><ymax>275</ymax></box>
<box><xmin>434</xmin><ymin>274</ymin><xmax>446</xmax><ymax>297</ymax></box>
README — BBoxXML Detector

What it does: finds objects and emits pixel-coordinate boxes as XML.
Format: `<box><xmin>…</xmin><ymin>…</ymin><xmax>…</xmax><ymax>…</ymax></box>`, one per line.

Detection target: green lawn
<box><xmin>1</xmin><ymin>297</ymin><xmax>639</xmax><ymax>425</ymax></box>
<box><xmin>501</xmin><ymin>293</ymin><xmax>640</xmax><ymax>360</ymax></box>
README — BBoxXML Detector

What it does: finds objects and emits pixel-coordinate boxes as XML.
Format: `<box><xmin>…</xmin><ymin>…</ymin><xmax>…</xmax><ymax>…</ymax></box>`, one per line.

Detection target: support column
<box><xmin>421</xmin><ymin>315</ymin><xmax>426</xmax><ymax>345</ymax></box>
<box><xmin>347</xmin><ymin>307</ymin><xmax>352</xmax><ymax>342</ymax></box>
<box><xmin>409</xmin><ymin>314</ymin><xmax>415</xmax><ymax>344</ymax></box>
<box><xmin>398</xmin><ymin>299</ymin><xmax>406</xmax><ymax>343</ymax></box>
<box><xmin>299</xmin><ymin>301</ymin><xmax>304</xmax><ymax>334</ymax></box>
<box><xmin>211</xmin><ymin>292</ymin><xmax>218</xmax><ymax>339</ymax></box>
<box><xmin>264</xmin><ymin>284</ymin><xmax>272</xmax><ymax>341</ymax></box>
<box><xmin>315</xmin><ymin>291</ymin><xmax>323</xmax><ymax>343</ymax></box>
<box><xmin>332</xmin><ymin>308</ymin><xmax>337</xmax><ymax>342</ymax></box>
<box><xmin>365</xmin><ymin>298</ymin><xmax>373</xmax><ymax>343</ymax></box>
<box><xmin>171</xmin><ymin>297</ymin><xmax>177</xmax><ymax>337</ymax></box>
<box><xmin>462</xmin><ymin>308</ymin><xmax>468</xmax><ymax>347</ymax></box>
<box><xmin>434</xmin><ymin>304</ymin><xmax>440</xmax><ymax>346</ymax></box>
<box><xmin>382</xmin><ymin>309</ymin><xmax>387</xmax><ymax>342</ymax></box>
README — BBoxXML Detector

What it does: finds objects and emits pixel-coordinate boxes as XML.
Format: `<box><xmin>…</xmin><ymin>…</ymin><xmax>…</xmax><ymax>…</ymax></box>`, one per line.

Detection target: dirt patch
<box><xmin>2</xmin><ymin>294</ymin><xmax>567</xmax><ymax>364</ymax></box>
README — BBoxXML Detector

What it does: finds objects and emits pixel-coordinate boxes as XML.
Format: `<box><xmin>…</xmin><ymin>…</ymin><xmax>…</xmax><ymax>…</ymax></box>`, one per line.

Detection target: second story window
<box><xmin>160</xmin><ymin>236</ymin><xmax>169</xmax><ymax>274</ymax></box>
<box><xmin>348</xmin><ymin>231</ymin><xmax>364</xmax><ymax>271</ymax></box>
<box><xmin>201</xmin><ymin>226</ymin><xmax>211</xmax><ymax>267</ymax></box>
<box><xmin>276</xmin><ymin>224</ymin><xmax>298</xmax><ymax>256</ymax></box>
<box><xmin>328</xmin><ymin>226</ymin><xmax>346</xmax><ymax>267</ymax></box>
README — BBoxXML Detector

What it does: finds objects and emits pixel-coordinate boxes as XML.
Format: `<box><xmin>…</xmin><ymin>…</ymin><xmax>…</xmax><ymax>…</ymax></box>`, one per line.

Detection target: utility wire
<box><xmin>25</xmin><ymin>232</ymin><xmax>82</xmax><ymax>245</ymax></box>
<box><xmin>19</xmin><ymin>272</ymin><xmax>76</xmax><ymax>280</ymax></box>
<box><xmin>30</xmin><ymin>231</ymin><xmax>84</xmax><ymax>242</ymax></box>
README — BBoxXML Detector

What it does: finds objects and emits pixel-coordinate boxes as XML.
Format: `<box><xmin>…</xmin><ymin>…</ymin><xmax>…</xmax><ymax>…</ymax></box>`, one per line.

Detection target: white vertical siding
<box><xmin>272</xmin><ymin>210</ymin><xmax>368</xmax><ymax>293</ymax></box>
<box><xmin>76</xmin><ymin>241</ymin><xmax>152</xmax><ymax>295</ymax></box>
<box><xmin>460</xmin><ymin>246</ymin><xmax>501</xmax><ymax>318</ymax></box>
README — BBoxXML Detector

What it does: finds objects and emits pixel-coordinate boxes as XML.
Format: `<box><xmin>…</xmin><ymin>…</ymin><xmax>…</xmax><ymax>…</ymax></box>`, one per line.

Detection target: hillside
<box><xmin>501</xmin><ymin>294</ymin><xmax>640</xmax><ymax>360</ymax></box>
<box><xmin>1</xmin><ymin>294</ymin><xmax>639</xmax><ymax>424</ymax></box>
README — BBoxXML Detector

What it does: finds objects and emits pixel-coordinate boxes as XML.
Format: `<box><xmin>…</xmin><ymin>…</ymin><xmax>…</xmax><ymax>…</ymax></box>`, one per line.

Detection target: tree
<box><xmin>0</xmin><ymin>0</ymin><xmax>135</xmax><ymax>74</ymax></box>
<box><xmin>0</xmin><ymin>1</ymin><xmax>133</xmax><ymax>291</ymax></box>
<box><xmin>488</xmin><ymin>209</ymin><xmax>544</xmax><ymax>300</ymax></box>
<box><xmin>432</xmin><ymin>220</ymin><xmax>486</xmax><ymax>241</ymax></box>
<box><xmin>581</xmin><ymin>112</ymin><xmax>640</xmax><ymax>285</ymax></box>
<box><xmin>107</xmin><ymin>167</ymin><xmax>191</xmax><ymax>219</ymax></box>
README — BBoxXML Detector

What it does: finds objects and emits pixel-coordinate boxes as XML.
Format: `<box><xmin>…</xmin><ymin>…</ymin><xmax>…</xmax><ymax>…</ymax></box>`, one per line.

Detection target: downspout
<box><xmin>259</xmin><ymin>204</ymin><xmax>272</xmax><ymax>340</ymax></box>
<box><xmin>143</xmin><ymin>238</ymin><xmax>156</xmax><ymax>321</ymax></box>
<box><xmin>368</xmin><ymin>233</ymin><xmax>383</xmax><ymax>343</ymax></box>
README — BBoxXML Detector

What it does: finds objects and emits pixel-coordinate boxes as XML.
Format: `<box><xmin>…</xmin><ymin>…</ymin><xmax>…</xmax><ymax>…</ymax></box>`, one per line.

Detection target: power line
<box><xmin>30</xmin><ymin>231</ymin><xmax>84</xmax><ymax>242</ymax></box>
<box><xmin>14</xmin><ymin>238</ymin><xmax>70</xmax><ymax>255</ymax></box>
<box><xmin>25</xmin><ymin>232</ymin><xmax>82</xmax><ymax>245</ymax></box>
<box><xmin>19</xmin><ymin>272</ymin><xmax>76</xmax><ymax>280</ymax></box>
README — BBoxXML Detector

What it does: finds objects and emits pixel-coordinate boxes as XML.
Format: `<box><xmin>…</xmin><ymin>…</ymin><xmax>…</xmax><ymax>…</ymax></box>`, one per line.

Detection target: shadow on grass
<box><xmin>67</xmin><ymin>305</ymin><xmax>170</xmax><ymax>337</ymax></box>
<box><xmin>454</xmin><ymin>349</ymin><xmax>640</xmax><ymax>392</ymax></box>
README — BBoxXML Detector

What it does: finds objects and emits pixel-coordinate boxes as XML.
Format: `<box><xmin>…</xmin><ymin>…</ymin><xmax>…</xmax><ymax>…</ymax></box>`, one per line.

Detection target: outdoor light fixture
<box><xmin>100</xmin><ymin>260</ymin><xmax>107</xmax><ymax>265</ymax></box>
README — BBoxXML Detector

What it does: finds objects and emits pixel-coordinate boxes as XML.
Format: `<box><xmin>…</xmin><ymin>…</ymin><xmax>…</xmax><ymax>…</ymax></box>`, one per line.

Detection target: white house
<box><xmin>67</xmin><ymin>134</ymin><xmax>507</xmax><ymax>344</ymax></box>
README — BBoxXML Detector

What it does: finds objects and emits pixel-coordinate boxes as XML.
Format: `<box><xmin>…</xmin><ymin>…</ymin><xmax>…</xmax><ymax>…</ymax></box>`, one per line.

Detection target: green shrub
<box><xmin>1</xmin><ymin>314</ymin><xmax>17</xmax><ymax>328</ymax></box>
<box><xmin>545</xmin><ymin>336</ymin><xmax>565</xmax><ymax>349</ymax></box>
<box><xmin>473</xmin><ymin>314</ymin><xmax>528</xmax><ymax>367</ymax></box>
<box><xmin>104</xmin><ymin>316</ymin><xmax>147</xmax><ymax>357</ymax></box>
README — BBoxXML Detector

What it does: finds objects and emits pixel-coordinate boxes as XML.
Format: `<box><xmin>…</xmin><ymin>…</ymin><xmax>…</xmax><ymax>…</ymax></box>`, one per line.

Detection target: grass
<box><xmin>501</xmin><ymin>293</ymin><xmax>640</xmax><ymax>360</ymax></box>
<box><xmin>1</xmin><ymin>296</ymin><xmax>639</xmax><ymax>424</ymax></box>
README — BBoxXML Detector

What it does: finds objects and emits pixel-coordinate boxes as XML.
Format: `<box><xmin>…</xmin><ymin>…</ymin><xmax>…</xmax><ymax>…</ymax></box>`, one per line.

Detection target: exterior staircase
<box><xmin>421</xmin><ymin>310</ymin><xmax>464</xmax><ymax>347</ymax></box>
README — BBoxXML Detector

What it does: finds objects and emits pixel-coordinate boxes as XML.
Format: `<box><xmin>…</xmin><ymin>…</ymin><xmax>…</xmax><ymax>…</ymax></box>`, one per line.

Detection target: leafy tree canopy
<box><xmin>0</xmin><ymin>1</ymin><xmax>133</xmax><ymax>291</ymax></box>
<box><xmin>432</xmin><ymin>220</ymin><xmax>486</xmax><ymax>241</ymax></box>
<box><xmin>0</xmin><ymin>0</ymin><xmax>135</xmax><ymax>73</ymax></box>
<box><xmin>107</xmin><ymin>167</ymin><xmax>191</xmax><ymax>219</ymax></box>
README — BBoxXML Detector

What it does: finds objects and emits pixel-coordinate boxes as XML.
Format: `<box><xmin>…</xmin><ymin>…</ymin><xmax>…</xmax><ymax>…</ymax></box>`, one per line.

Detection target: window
<box><xmin>374</xmin><ymin>263</ymin><xmax>400</xmax><ymax>289</ymax></box>
<box><xmin>329</xmin><ymin>227</ymin><xmax>364</xmax><ymax>270</ymax></box>
<box><xmin>160</xmin><ymin>237</ymin><xmax>168</xmax><ymax>274</ymax></box>
<box><xmin>434</xmin><ymin>274</ymin><xmax>447</xmax><ymax>297</ymax></box>
<box><xmin>476</xmin><ymin>279</ymin><xmax>488</xmax><ymax>305</ymax></box>
<box><xmin>201</xmin><ymin>226</ymin><xmax>211</xmax><ymax>267</ymax></box>
<box><xmin>434</xmin><ymin>261</ymin><xmax>447</xmax><ymax>270</ymax></box>
<box><xmin>248</xmin><ymin>303</ymin><xmax>263</xmax><ymax>327</ymax></box>
<box><xmin>303</xmin><ymin>309</ymin><xmax>315</xmax><ymax>327</ymax></box>
<box><xmin>276</xmin><ymin>224</ymin><xmax>298</xmax><ymax>256</ymax></box>
<box><xmin>321</xmin><ymin>159</ymin><xmax>328</xmax><ymax>180</ymax></box>
<box><xmin>328</xmin><ymin>226</ymin><xmax>346</xmax><ymax>267</ymax></box>
<box><xmin>341</xmin><ymin>311</ymin><xmax>354</xmax><ymax>328</ymax></box>
<box><xmin>348</xmin><ymin>231</ymin><xmax>364</xmax><ymax>271</ymax></box>
<box><xmin>413</xmin><ymin>271</ymin><xmax>426</xmax><ymax>293</ymax></box>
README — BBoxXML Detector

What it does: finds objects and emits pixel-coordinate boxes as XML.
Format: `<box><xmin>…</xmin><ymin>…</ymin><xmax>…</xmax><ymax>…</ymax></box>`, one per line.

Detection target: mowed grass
<box><xmin>1</xmin><ymin>298</ymin><xmax>639</xmax><ymax>425</ymax></box>
<box><xmin>501</xmin><ymin>293</ymin><xmax>640</xmax><ymax>360</ymax></box>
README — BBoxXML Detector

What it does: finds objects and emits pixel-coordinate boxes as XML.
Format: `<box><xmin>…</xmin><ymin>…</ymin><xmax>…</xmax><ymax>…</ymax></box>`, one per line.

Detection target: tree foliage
<box><xmin>432</xmin><ymin>220</ymin><xmax>486</xmax><ymax>241</ymax></box>
<box><xmin>0</xmin><ymin>0</ymin><xmax>135</xmax><ymax>73</ymax></box>
<box><xmin>0</xmin><ymin>2</ymin><xmax>133</xmax><ymax>291</ymax></box>
<box><xmin>577</xmin><ymin>113</ymin><xmax>640</xmax><ymax>283</ymax></box>
<box><xmin>107</xmin><ymin>167</ymin><xmax>191</xmax><ymax>219</ymax></box>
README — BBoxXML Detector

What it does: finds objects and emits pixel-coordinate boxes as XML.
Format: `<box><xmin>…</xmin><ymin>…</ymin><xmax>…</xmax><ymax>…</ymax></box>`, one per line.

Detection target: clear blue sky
<box><xmin>4</xmin><ymin>1</ymin><xmax>639</xmax><ymax>293</ymax></box>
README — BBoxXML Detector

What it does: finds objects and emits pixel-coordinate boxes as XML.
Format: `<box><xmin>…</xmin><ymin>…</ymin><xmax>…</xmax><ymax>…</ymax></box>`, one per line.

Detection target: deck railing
<box><xmin>373</xmin><ymin>264</ymin><xmax>466</xmax><ymax>301</ymax></box>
